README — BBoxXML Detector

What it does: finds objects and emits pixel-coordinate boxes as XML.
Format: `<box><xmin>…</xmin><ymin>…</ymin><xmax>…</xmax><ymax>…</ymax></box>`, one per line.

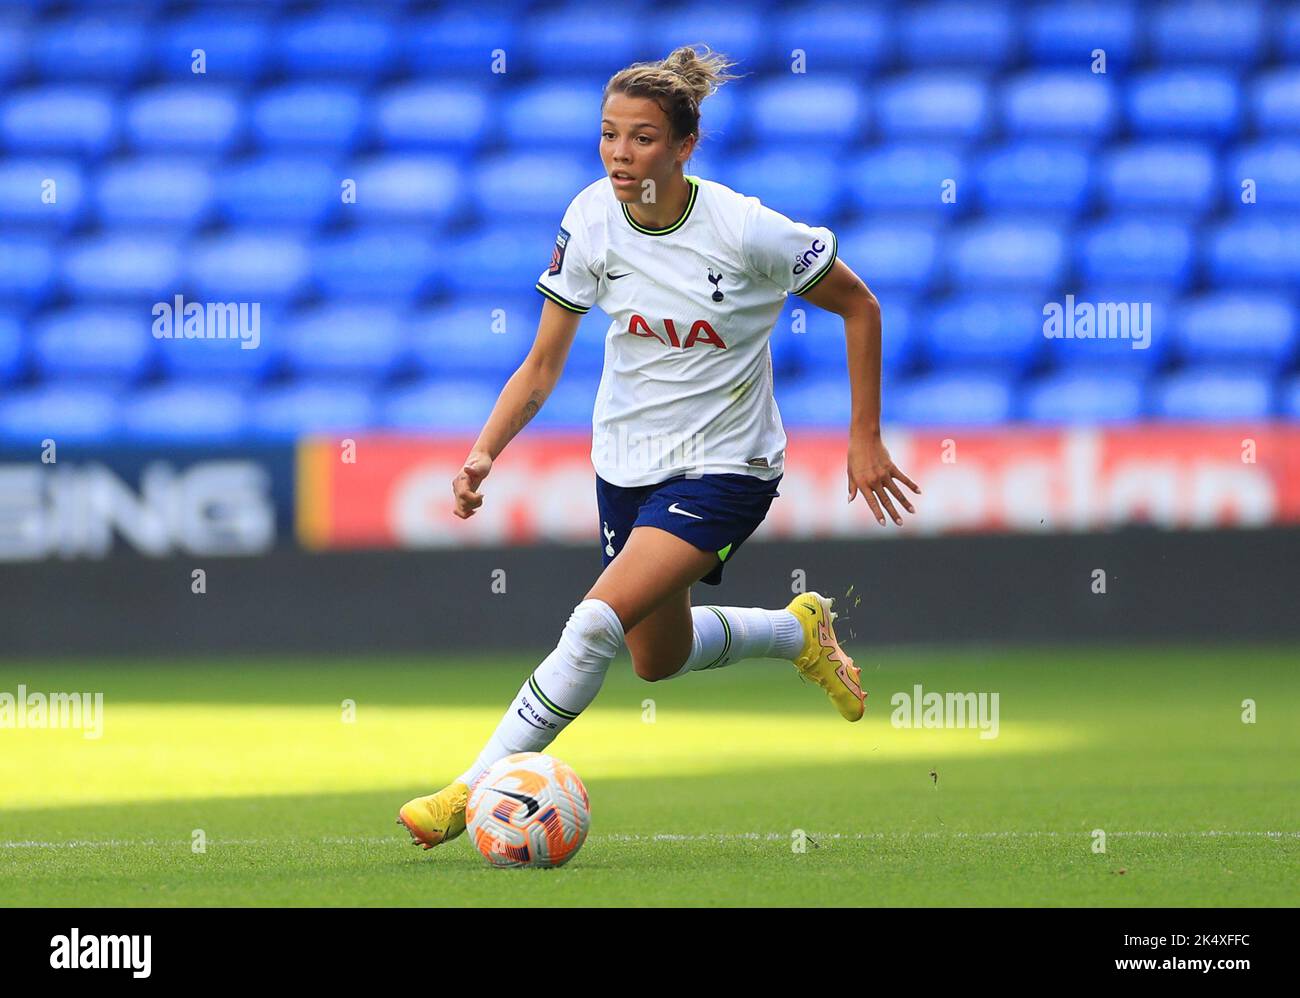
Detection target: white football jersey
<box><xmin>536</xmin><ymin>175</ymin><xmax>837</xmax><ymax>488</ymax></box>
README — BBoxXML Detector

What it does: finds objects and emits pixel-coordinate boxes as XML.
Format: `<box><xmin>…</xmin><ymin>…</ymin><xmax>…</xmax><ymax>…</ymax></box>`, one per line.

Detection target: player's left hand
<box><xmin>847</xmin><ymin>434</ymin><xmax>920</xmax><ymax>526</ymax></box>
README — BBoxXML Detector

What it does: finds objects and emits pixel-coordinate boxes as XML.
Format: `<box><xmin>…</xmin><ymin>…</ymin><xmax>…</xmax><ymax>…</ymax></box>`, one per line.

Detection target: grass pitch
<box><xmin>1</xmin><ymin>645</ymin><xmax>1296</xmax><ymax>906</ymax></box>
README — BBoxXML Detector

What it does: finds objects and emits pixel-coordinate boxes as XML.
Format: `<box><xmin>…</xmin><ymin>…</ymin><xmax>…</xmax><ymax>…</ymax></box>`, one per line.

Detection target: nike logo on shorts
<box><xmin>668</xmin><ymin>502</ymin><xmax>704</xmax><ymax>520</ymax></box>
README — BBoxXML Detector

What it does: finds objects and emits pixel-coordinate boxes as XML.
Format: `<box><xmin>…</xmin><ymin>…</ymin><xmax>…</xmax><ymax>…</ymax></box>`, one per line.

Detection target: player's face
<box><xmin>600</xmin><ymin>92</ymin><xmax>693</xmax><ymax>203</ymax></box>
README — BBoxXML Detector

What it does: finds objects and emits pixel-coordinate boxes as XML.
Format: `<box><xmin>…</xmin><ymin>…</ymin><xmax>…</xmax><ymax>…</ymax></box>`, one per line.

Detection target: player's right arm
<box><xmin>454</xmin><ymin>190</ymin><xmax>598</xmax><ymax>519</ymax></box>
<box><xmin>452</xmin><ymin>299</ymin><xmax>582</xmax><ymax>519</ymax></box>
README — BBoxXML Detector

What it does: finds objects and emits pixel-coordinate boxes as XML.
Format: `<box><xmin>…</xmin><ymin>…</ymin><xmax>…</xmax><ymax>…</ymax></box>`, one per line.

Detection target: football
<box><xmin>465</xmin><ymin>752</ymin><xmax>591</xmax><ymax>868</ymax></box>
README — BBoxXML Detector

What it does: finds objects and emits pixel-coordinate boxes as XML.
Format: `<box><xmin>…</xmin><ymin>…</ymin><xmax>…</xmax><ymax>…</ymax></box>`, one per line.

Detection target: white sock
<box><xmin>456</xmin><ymin>598</ymin><xmax>624</xmax><ymax>788</ymax></box>
<box><xmin>664</xmin><ymin>606</ymin><xmax>805</xmax><ymax>678</ymax></box>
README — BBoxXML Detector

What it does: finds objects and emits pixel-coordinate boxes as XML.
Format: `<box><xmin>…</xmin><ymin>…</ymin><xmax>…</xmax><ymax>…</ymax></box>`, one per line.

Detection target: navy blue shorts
<box><xmin>595</xmin><ymin>472</ymin><xmax>782</xmax><ymax>586</ymax></box>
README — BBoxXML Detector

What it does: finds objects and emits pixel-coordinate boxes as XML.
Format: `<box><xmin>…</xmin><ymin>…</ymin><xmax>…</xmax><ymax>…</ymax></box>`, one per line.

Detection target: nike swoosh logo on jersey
<box><xmin>606</xmin><ymin>271</ymin><xmax>631</xmax><ymax>280</ymax></box>
<box><xmin>668</xmin><ymin>502</ymin><xmax>704</xmax><ymax>520</ymax></box>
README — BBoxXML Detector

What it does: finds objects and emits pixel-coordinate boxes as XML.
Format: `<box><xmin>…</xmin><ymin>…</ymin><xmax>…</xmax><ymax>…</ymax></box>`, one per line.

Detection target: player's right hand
<box><xmin>452</xmin><ymin>452</ymin><xmax>492</xmax><ymax>519</ymax></box>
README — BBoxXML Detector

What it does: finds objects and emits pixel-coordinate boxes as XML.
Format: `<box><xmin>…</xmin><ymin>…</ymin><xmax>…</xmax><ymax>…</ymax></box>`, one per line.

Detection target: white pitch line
<box><xmin>1</xmin><ymin>830</ymin><xmax>1297</xmax><ymax>849</ymax></box>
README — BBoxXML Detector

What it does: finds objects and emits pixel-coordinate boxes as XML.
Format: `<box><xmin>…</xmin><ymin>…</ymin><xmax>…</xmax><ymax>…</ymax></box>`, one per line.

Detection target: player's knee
<box><xmin>565</xmin><ymin>598</ymin><xmax>626</xmax><ymax>658</ymax></box>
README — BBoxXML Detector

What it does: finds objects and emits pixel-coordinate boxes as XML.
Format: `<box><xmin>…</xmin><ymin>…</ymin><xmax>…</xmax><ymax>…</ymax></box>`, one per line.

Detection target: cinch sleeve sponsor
<box><xmin>536</xmin><ymin>195</ymin><xmax>597</xmax><ymax>314</ymax></box>
<box><xmin>742</xmin><ymin>200</ymin><xmax>838</xmax><ymax>296</ymax></box>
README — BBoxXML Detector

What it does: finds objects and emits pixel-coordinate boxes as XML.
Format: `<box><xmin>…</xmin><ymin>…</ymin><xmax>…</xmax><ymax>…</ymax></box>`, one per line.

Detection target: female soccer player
<box><xmin>399</xmin><ymin>45</ymin><xmax>919</xmax><ymax>850</ymax></box>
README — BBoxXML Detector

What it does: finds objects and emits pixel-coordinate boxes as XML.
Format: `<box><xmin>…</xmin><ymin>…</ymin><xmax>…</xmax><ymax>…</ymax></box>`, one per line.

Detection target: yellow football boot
<box><xmin>397</xmin><ymin>781</ymin><xmax>469</xmax><ymax>850</ymax></box>
<box><xmin>787</xmin><ymin>592</ymin><xmax>866</xmax><ymax>722</ymax></box>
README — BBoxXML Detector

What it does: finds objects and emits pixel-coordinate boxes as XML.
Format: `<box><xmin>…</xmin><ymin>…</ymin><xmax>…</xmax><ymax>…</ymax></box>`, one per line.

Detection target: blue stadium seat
<box><xmin>121</xmin><ymin>384</ymin><xmax>248</xmax><ymax>442</ymax></box>
<box><xmin>1022</xmin><ymin>371</ymin><xmax>1146</xmax><ymax>424</ymax></box>
<box><xmin>726</xmin><ymin>150</ymin><xmax>841</xmax><ymax>220</ymax></box>
<box><xmin>1251</xmin><ymin>69</ymin><xmax>1300</xmax><ymax>133</ymax></box>
<box><xmin>1284</xmin><ymin>5</ymin><xmax>1300</xmax><ymax>60</ymax></box>
<box><xmin>445</xmin><ymin>223</ymin><xmax>557</xmax><ymax>296</ymax></box>
<box><xmin>410</xmin><ymin>299</ymin><xmax>533</xmax><ymax>378</ymax></box>
<box><xmin>125</xmin><ymin>86</ymin><xmax>241</xmax><ymax>153</ymax></box>
<box><xmin>1127</xmin><ymin>70</ymin><xmax>1239</xmax><ymax>136</ymax></box>
<box><xmin>1079</xmin><ymin>220</ymin><xmax>1194</xmax><ymax>286</ymax></box>
<box><xmin>1175</xmin><ymin>293</ymin><xmax>1296</xmax><ymax>366</ymax></box>
<box><xmin>30</xmin><ymin>308</ymin><xmax>154</xmax><ymax>383</ymax></box>
<box><xmin>891</xmin><ymin>373</ymin><xmax>1015</xmax><ymax>426</ymax></box>
<box><xmin>375</xmin><ymin>83</ymin><xmax>488</xmax><ymax>152</ymax></box>
<box><xmin>532</xmin><ymin>370</ymin><xmax>602</xmax><ymax>429</ymax></box>
<box><xmin>1206</xmin><ymin>220</ymin><xmax>1300</xmax><ymax>286</ymax></box>
<box><xmin>1280</xmin><ymin>376</ymin><xmax>1300</xmax><ymax>420</ymax></box>
<box><xmin>1024</xmin><ymin>3</ymin><xmax>1139</xmax><ymax>66</ymax></box>
<box><xmin>155</xmin><ymin>305</ymin><xmax>280</xmax><ymax>387</ymax></box>
<box><xmin>877</xmin><ymin>74</ymin><xmax>989</xmax><ymax>138</ymax></box>
<box><xmin>249</xmin><ymin>382</ymin><xmax>377</xmax><ymax>439</ymax></box>
<box><xmin>95</xmin><ymin>157</ymin><xmax>212</xmax><ymax>228</ymax></box>
<box><xmin>774</xmin><ymin>295</ymin><xmax>917</xmax><ymax>377</ymax></box>
<box><xmin>0</xmin><ymin>386</ymin><xmax>118</xmax><ymax>445</ymax></box>
<box><xmin>502</xmin><ymin>83</ymin><xmax>604</xmax><ymax>149</ymax></box>
<box><xmin>278</xmin><ymin>12</ymin><xmax>395</xmax><ymax>77</ymax></box>
<box><xmin>771</xmin><ymin>299</ymin><xmax>834</xmax><ymax>374</ymax></box>
<box><xmin>898</xmin><ymin>2</ymin><xmax>1016</xmax><ymax>67</ymax></box>
<box><xmin>694</xmin><ymin>85</ymin><xmax>741</xmax><ymax>147</ymax></box>
<box><xmin>250</xmin><ymin>84</ymin><xmax>364</xmax><ymax>149</ymax></box>
<box><xmin>769</xmin><ymin>3</ymin><xmax>891</xmax><ymax>71</ymax></box>
<box><xmin>0</xmin><ymin>16</ymin><xmax>28</xmax><ymax>86</ymax></box>
<box><xmin>471</xmin><ymin>154</ymin><xmax>596</xmax><ymax>222</ymax></box>
<box><xmin>920</xmin><ymin>296</ymin><xmax>1046</xmax><ymax>372</ymax></box>
<box><xmin>0</xmin><ymin>158</ymin><xmax>86</xmax><ymax>230</ymax></box>
<box><xmin>34</xmin><ymin>17</ymin><xmax>148</xmax><ymax>80</ymax></box>
<box><xmin>348</xmin><ymin>154</ymin><xmax>459</xmax><ymax>224</ymax></box>
<box><xmin>975</xmin><ymin>143</ymin><xmax>1092</xmax><ymax>213</ymax></box>
<box><xmin>845</xmin><ymin>144</ymin><xmax>965</xmax><ymax>213</ymax></box>
<box><xmin>948</xmin><ymin>221</ymin><xmax>1067</xmax><ymax>289</ymax></box>
<box><xmin>878</xmin><ymin>297</ymin><xmax>917</xmax><ymax>374</ymax></box>
<box><xmin>522</xmin><ymin>6</ymin><xmax>651</xmax><ymax>74</ymax></box>
<box><xmin>0</xmin><ymin>315</ymin><xmax>25</xmax><ymax>383</ymax></box>
<box><xmin>837</xmin><ymin>223</ymin><xmax>940</xmax><ymax>293</ymax></box>
<box><xmin>281</xmin><ymin>304</ymin><xmax>406</xmax><ymax>380</ymax></box>
<box><xmin>402</xmin><ymin>12</ymin><xmax>517</xmax><ymax>74</ymax></box>
<box><xmin>1000</xmin><ymin>71</ymin><xmax>1116</xmax><ymax>138</ymax></box>
<box><xmin>0</xmin><ymin>234</ymin><xmax>56</xmax><ymax>305</ymax></box>
<box><xmin>569</xmin><ymin>308</ymin><xmax>613</xmax><ymax>376</ymax></box>
<box><xmin>775</xmin><ymin>374</ymin><xmax>852</xmax><ymax>427</ymax></box>
<box><xmin>187</xmin><ymin>233</ymin><xmax>311</xmax><ymax>302</ymax></box>
<box><xmin>1099</xmin><ymin>143</ymin><xmax>1217</xmax><ymax>212</ymax></box>
<box><xmin>1229</xmin><ymin>142</ymin><xmax>1300</xmax><ymax>209</ymax></box>
<box><xmin>1150</xmin><ymin>1</ymin><xmax>1264</xmax><ymax>63</ymax></box>
<box><xmin>2</xmin><ymin>86</ymin><xmax>115</xmax><ymax>155</ymax></box>
<box><xmin>747</xmin><ymin>77</ymin><xmax>865</xmax><ymax>145</ymax></box>
<box><xmin>156</xmin><ymin>13</ymin><xmax>271</xmax><ymax>79</ymax></box>
<box><xmin>216</xmin><ymin>156</ymin><xmax>339</xmax><ymax>225</ymax></box>
<box><xmin>1151</xmin><ymin>368</ymin><xmax>1274</xmax><ymax>420</ymax></box>
<box><xmin>648</xmin><ymin>8</ymin><xmax>765</xmax><ymax>71</ymax></box>
<box><xmin>312</xmin><ymin>228</ymin><xmax>438</xmax><ymax>299</ymax></box>
<box><xmin>381</xmin><ymin>379</ymin><xmax>499</xmax><ymax>433</ymax></box>
<box><xmin>60</xmin><ymin>233</ymin><xmax>181</xmax><ymax>299</ymax></box>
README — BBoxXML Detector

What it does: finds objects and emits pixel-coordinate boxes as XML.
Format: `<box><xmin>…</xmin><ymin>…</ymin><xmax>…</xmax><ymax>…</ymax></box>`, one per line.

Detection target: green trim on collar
<box><xmin>621</xmin><ymin>175</ymin><xmax>699</xmax><ymax>236</ymax></box>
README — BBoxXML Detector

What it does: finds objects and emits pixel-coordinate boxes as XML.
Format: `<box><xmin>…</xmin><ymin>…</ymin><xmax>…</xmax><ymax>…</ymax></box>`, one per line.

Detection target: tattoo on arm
<box><xmin>512</xmin><ymin>390</ymin><xmax>545</xmax><ymax>434</ymax></box>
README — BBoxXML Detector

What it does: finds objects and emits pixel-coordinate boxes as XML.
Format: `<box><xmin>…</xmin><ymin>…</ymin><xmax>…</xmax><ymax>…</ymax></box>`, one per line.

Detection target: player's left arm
<box><xmin>800</xmin><ymin>259</ymin><xmax>921</xmax><ymax>526</ymax></box>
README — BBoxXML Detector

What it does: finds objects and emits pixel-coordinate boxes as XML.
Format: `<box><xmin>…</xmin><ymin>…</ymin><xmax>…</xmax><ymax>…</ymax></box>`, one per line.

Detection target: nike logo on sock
<box><xmin>668</xmin><ymin>502</ymin><xmax>703</xmax><ymax>520</ymax></box>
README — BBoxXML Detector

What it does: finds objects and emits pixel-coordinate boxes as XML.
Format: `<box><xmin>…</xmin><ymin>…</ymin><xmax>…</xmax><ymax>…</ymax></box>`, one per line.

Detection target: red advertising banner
<box><xmin>296</xmin><ymin>426</ymin><xmax>1300</xmax><ymax>550</ymax></box>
